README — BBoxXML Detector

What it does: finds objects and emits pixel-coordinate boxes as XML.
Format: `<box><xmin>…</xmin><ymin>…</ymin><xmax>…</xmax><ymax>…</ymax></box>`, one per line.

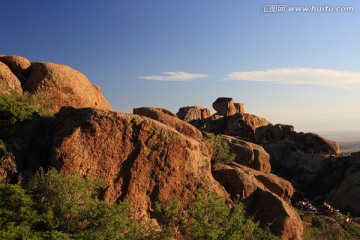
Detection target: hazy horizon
<box><xmin>1</xmin><ymin>0</ymin><xmax>360</xmax><ymax>134</ymax></box>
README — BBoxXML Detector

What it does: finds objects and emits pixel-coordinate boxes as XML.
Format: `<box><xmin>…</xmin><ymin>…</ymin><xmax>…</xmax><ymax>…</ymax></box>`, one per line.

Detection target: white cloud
<box><xmin>138</xmin><ymin>72</ymin><xmax>207</xmax><ymax>81</ymax></box>
<box><xmin>226</xmin><ymin>68</ymin><xmax>360</xmax><ymax>88</ymax></box>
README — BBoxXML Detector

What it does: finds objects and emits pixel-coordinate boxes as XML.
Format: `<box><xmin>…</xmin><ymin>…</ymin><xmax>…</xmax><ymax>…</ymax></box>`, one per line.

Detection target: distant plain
<box><xmin>321</xmin><ymin>131</ymin><xmax>360</xmax><ymax>155</ymax></box>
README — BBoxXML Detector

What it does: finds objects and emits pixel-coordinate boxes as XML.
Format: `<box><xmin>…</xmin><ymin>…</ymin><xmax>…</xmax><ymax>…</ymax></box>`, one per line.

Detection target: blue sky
<box><xmin>1</xmin><ymin>0</ymin><xmax>360</xmax><ymax>132</ymax></box>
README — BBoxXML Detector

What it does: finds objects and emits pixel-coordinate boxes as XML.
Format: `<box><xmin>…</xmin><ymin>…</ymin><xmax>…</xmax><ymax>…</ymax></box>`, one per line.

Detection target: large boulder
<box><xmin>176</xmin><ymin>106</ymin><xmax>211</xmax><ymax>122</ymax></box>
<box><xmin>201</xmin><ymin>113</ymin><xmax>271</xmax><ymax>137</ymax></box>
<box><xmin>331</xmin><ymin>171</ymin><xmax>360</xmax><ymax>216</ymax></box>
<box><xmin>255</xmin><ymin>124</ymin><xmax>294</xmax><ymax>144</ymax></box>
<box><xmin>0</xmin><ymin>55</ymin><xmax>31</xmax><ymax>82</ymax></box>
<box><xmin>212</xmin><ymin>97</ymin><xmax>237</xmax><ymax>116</ymax></box>
<box><xmin>224</xmin><ymin>113</ymin><xmax>271</xmax><ymax>137</ymax></box>
<box><xmin>133</xmin><ymin>107</ymin><xmax>203</xmax><ymax>140</ymax></box>
<box><xmin>221</xmin><ymin>135</ymin><xmax>271</xmax><ymax>173</ymax></box>
<box><xmin>0</xmin><ymin>62</ymin><xmax>23</xmax><ymax>95</ymax></box>
<box><xmin>51</xmin><ymin>107</ymin><xmax>228</xmax><ymax>219</ymax></box>
<box><xmin>292</xmin><ymin>132</ymin><xmax>340</xmax><ymax>155</ymax></box>
<box><xmin>24</xmin><ymin>62</ymin><xmax>112</xmax><ymax>112</ymax></box>
<box><xmin>212</xmin><ymin>163</ymin><xmax>302</xmax><ymax>239</ymax></box>
<box><xmin>252</xmin><ymin>170</ymin><xmax>294</xmax><ymax>203</ymax></box>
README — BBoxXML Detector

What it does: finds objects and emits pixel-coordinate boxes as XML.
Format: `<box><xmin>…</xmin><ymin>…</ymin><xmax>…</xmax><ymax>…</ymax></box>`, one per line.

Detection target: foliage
<box><xmin>0</xmin><ymin>169</ymin><xmax>146</xmax><ymax>240</ymax></box>
<box><xmin>1</xmin><ymin>168</ymin><xmax>278</xmax><ymax>240</ymax></box>
<box><xmin>155</xmin><ymin>191</ymin><xmax>277</xmax><ymax>240</ymax></box>
<box><xmin>0</xmin><ymin>184</ymin><xmax>38</xmax><ymax>227</ymax></box>
<box><xmin>153</xmin><ymin>198</ymin><xmax>185</xmax><ymax>239</ymax></box>
<box><xmin>0</xmin><ymin>184</ymin><xmax>40</xmax><ymax>239</ymax></box>
<box><xmin>206</xmin><ymin>133</ymin><xmax>236</xmax><ymax>164</ymax></box>
<box><xmin>12</xmin><ymin>92</ymin><xmax>54</xmax><ymax>117</ymax></box>
<box><xmin>299</xmin><ymin>211</ymin><xmax>360</xmax><ymax>240</ymax></box>
<box><xmin>0</xmin><ymin>94</ymin><xmax>38</xmax><ymax>140</ymax></box>
<box><xmin>0</xmin><ymin>140</ymin><xmax>6</xmax><ymax>153</ymax></box>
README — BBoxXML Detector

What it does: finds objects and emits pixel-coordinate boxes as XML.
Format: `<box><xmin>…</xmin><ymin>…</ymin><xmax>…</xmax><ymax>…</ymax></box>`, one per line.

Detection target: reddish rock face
<box><xmin>24</xmin><ymin>62</ymin><xmax>112</xmax><ymax>112</ymax></box>
<box><xmin>0</xmin><ymin>55</ymin><xmax>31</xmax><ymax>82</ymax></box>
<box><xmin>133</xmin><ymin>107</ymin><xmax>203</xmax><ymax>140</ymax></box>
<box><xmin>176</xmin><ymin>106</ymin><xmax>211</xmax><ymax>122</ymax></box>
<box><xmin>221</xmin><ymin>135</ymin><xmax>271</xmax><ymax>173</ymax></box>
<box><xmin>0</xmin><ymin>62</ymin><xmax>23</xmax><ymax>95</ymax></box>
<box><xmin>212</xmin><ymin>163</ymin><xmax>302</xmax><ymax>240</ymax></box>
<box><xmin>51</xmin><ymin>107</ymin><xmax>228</xmax><ymax>219</ymax></box>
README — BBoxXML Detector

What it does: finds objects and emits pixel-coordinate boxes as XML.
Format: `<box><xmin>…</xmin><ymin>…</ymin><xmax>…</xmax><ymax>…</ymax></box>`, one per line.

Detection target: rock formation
<box><xmin>4</xmin><ymin>55</ymin><xmax>359</xmax><ymax>237</ymax></box>
<box><xmin>51</xmin><ymin>107</ymin><xmax>228</xmax><ymax>219</ymax></box>
<box><xmin>224</xmin><ymin>113</ymin><xmax>271</xmax><ymax>137</ymax></box>
<box><xmin>0</xmin><ymin>61</ymin><xmax>23</xmax><ymax>95</ymax></box>
<box><xmin>24</xmin><ymin>62</ymin><xmax>112</xmax><ymax>112</ymax></box>
<box><xmin>0</xmin><ymin>55</ymin><xmax>31</xmax><ymax>83</ymax></box>
<box><xmin>331</xmin><ymin>161</ymin><xmax>360</xmax><ymax>215</ymax></box>
<box><xmin>212</xmin><ymin>97</ymin><xmax>245</xmax><ymax>116</ymax></box>
<box><xmin>221</xmin><ymin>135</ymin><xmax>271</xmax><ymax>173</ymax></box>
<box><xmin>213</xmin><ymin>163</ymin><xmax>302</xmax><ymax>240</ymax></box>
<box><xmin>176</xmin><ymin>105</ymin><xmax>211</xmax><ymax>122</ymax></box>
<box><xmin>133</xmin><ymin>107</ymin><xmax>203</xmax><ymax>140</ymax></box>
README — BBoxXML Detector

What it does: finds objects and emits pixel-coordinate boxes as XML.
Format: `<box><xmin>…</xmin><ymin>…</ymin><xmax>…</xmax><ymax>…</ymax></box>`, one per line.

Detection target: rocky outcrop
<box><xmin>221</xmin><ymin>135</ymin><xmax>271</xmax><ymax>173</ymax></box>
<box><xmin>213</xmin><ymin>97</ymin><xmax>237</xmax><ymax>116</ymax></box>
<box><xmin>24</xmin><ymin>62</ymin><xmax>112</xmax><ymax>112</ymax></box>
<box><xmin>200</xmin><ymin>113</ymin><xmax>271</xmax><ymax>137</ymax></box>
<box><xmin>292</xmin><ymin>132</ymin><xmax>340</xmax><ymax>155</ymax></box>
<box><xmin>133</xmin><ymin>107</ymin><xmax>203</xmax><ymax>140</ymax></box>
<box><xmin>0</xmin><ymin>62</ymin><xmax>23</xmax><ymax>95</ymax></box>
<box><xmin>331</xmin><ymin>171</ymin><xmax>360</xmax><ymax>215</ymax></box>
<box><xmin>256</xmin><ymin>126</ymin><xmax>340</xmax><ymax>156</ymax></box>
<box><xmin>255</xmin><ymin>124</ymin><xmax>294</xmax><ymax>143</ymax></box>
<box><xmin>176</xmin><ymin>106</ymin><xmax>211</xmax><ymax>122</ymax></box>
<box><xmin>0</xmin><ymin>55</ymin><xmax>31</xmax><ymax>83</ymax></box>
<box><xmin>212</xmin><ymin>97</ymin><xmax>245</xmax><ymax>116</ymax></box>
<box><xmin>50</xmin><ymin>107</ymin><xmax>228</xmax><ymax>219</ymax></box>
<box><xmin>213</xmin><ymin>163</ymin><xmax>302</xmax><ymax>239</ymax></box>
<box><xmin>224</xmin><ymin>113</ymin><xmax>271</xmax><ymax>137</ymax></box>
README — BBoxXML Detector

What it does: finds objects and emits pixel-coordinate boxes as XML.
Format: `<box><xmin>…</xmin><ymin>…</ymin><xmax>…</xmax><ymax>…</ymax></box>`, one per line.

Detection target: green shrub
<box><xmin>0</xmin><ymin>169</ymin><xmax>147</xmax><ymax>239</ymax></box>
<box><xmin>27</xmin><ymin>168</ymin><xmax>145</xmax><ymax>239</ymax></box>
<box><xmin>12</xmin><ymin>92</ymin><xmax>54</xmax><ymax>117</ymax></box>
<box><xmin>155</xmin><ymin>191</ymin><xmax>277</xmax><ymax>240</ymax></box>
<box><xmin>0</xmin><ymin>184</ymin><xmax>39</xmax><ymax>239</ymax></box>
<box><xmin>0</xmin><ymin>94</ymin><xmax>36</xmax><ymax>123</ymax></box>
<box><xmin>0</xmin><ymin>94</ymin><xmax>38</xmax><ymax>140</ymax></box>
<box><xmin>0</xmin><ymin>140</ymin><xmax>6</xmax><ymax>153</ymax></box>
<box><xmin>206</xmin><ymin>133</ymin><xmax>236</xmax><ymax>164</ymax></box>
<box><xmin>301</xmin><ymin>214</ymin><xmax>360</xmax><ymax>240</ymax></box>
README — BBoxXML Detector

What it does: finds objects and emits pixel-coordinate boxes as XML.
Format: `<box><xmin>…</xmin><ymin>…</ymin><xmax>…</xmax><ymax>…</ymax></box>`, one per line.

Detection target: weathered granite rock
<box><xmin>51</xmin><ymin>107</ymin><xmax>228</xmax><ymax>220</ymax></box>
<box><xmin>133</xmin><ymin>107</ymin><xmax>203</xmax><ymax>140</ymax></box>
<box><xmin>0</xmin><ymin>62</ymin><xmax>23</xmax><ymax>95</ymax></box>
<box><xmin>212</xmin><ymin>163</ymin><xmax>302</xmax><ymax>240</ymax></box>
<box><xmin>24</xmin><ymin>62</ymin><xmax>112</xmax><ymax>112</ymax></box>
<box><xmin>176</xmin><ymin>106</ymin><xmax>211</xmax><ymax>122</ymax></box>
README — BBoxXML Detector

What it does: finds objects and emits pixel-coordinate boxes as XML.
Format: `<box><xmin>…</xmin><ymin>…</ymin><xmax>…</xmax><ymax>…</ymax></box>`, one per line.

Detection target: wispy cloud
<box><xmin>226</xmin><ymin>68</ymin><xmax>360</xmax><ymax>88</ymax></box>
<box><xmin>138</xmin><ymin>72</ymin><xmax>207</xmax><ymax>81</ymax></box>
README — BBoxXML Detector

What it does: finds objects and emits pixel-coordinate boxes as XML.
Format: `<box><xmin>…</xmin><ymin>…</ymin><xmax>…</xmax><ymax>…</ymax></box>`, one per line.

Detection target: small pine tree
<box><xmin>206</xmin><ymin>133</ymin><xmax>236</xmax><ymax>164</ymax></box>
